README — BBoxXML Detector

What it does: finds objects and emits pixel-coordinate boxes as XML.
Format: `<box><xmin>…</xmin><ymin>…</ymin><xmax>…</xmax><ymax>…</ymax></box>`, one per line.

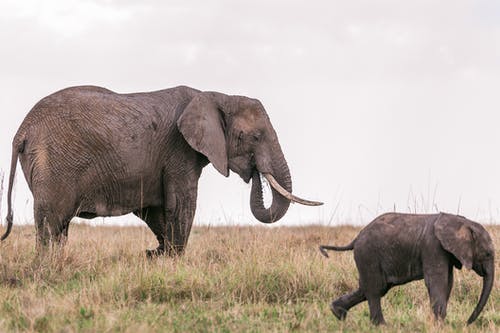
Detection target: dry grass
<box><xmin>0</xmin><ymin>224</ymin><xmax>498</xmax><ymax>332</ymax></box>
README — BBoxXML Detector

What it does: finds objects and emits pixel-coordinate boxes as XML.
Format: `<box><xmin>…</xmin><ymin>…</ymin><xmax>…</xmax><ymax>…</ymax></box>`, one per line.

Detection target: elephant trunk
<box><xmin>250</xmin><ymin>156</ymin><xmax>292</xmax><ymax>223</ymax></box>
<box><xmin>467</xmin><ymin>260</ymin><xmax>495</xmax><ymax>325</ymax></box>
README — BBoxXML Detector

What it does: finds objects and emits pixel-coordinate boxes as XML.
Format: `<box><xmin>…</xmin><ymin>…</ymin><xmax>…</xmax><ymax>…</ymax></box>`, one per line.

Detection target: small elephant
<box><xmin>3</xmin><ymin>85</ymin><xmax>322</xmax><ymax>255</ymax></box>
<box><xmin>319</xmin><ymin>212</ymin><xmax>494</xmax><ymax>325</ymax></box>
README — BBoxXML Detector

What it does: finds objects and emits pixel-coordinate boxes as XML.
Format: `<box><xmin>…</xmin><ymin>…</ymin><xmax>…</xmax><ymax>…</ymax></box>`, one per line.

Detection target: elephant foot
<box><xmin>145</xmin><ymin>247</ymin><xmax>165</xmax><ymax>258</ymax></box>
<box><xmin>370</xmin><ymin>317</ymin><xmax>386</xmax><ymax>326</ymax></box>
<box><xmin>330</xmin><ymin>301</ymin><xmax>348</xmax><ymax>321</ymax></box>
<box><xmin>145</xmin><ymin>244</ymin><xmax>185</xmax><ymax>258</ymax></box>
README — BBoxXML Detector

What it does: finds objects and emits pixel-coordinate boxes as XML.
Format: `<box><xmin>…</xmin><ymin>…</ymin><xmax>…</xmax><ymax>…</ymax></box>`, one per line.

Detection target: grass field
<box><xmin>0</xmin><ymin>224</ymin><xmax>498</xmax><ymax>332</ymax></box>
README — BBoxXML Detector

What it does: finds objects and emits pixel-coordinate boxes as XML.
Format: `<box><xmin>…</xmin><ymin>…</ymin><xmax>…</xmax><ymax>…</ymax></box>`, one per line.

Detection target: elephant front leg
<box><xmin>134</xmin><ymin>207</ymin><xmax>167</xmax><ymax>257</ymax></box>
<box><xmin>424</xmin><ymin>263</ymin><xmax>453</xmax><ymax>320</ymax></box>
<box><xmin>162</xmin><ymin>180</ymin><xmax>198</xmax><ymax>257</ymax></box>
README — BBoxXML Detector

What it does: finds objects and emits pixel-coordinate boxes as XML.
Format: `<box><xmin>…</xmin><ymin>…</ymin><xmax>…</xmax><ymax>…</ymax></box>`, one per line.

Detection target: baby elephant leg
<box><xmin>367</xmin><ymin>296</ymin><xmax>386</xmax><ymax>325</ymax></box>
<box><xmin>424</xmin><ymin>265</ymin><xmax>453</xmax><ymax>320</ymax></box>
<box><xmin>331</xmin><ymin>289</ymin><xmax>366</xmax><ymax>320</ymax></box>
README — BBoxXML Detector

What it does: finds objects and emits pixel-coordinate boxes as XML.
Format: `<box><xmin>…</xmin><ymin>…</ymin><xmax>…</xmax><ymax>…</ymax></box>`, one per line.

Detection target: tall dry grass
<box><xmin>0</xmin><ymin>224</ymin><xmax>498</xmax><ymax>332</ymax></box>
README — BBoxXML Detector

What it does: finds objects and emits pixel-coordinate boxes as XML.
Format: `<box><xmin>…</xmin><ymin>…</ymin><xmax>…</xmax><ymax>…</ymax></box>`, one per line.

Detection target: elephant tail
<box><xmin>319</xmin><ymin>241</ymin><xmax>355</xmax><ymax>258</ymax></box>
<box><xmin>2</xmin><ymin>139</ymin><xmax>24</xmax><ymax>241</ymax></box>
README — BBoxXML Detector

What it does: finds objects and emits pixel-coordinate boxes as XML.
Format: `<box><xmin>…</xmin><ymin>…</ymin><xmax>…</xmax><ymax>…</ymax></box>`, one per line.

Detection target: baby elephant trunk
<box><xmin>467</xmin><ymin>260</ymin><xmax>494</xmax><ymax>325</ymax></box>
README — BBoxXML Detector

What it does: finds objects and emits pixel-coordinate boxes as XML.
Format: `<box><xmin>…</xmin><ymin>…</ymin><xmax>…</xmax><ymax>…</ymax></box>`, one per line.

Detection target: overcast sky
<box><xmin>1</xmin><ymin>0</ymin><xmax>500</xmax><ymax>227</ymax></box>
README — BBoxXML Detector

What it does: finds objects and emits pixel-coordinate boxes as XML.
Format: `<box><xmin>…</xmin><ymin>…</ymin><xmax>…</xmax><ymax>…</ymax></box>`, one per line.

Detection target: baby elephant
<box><xmin>320</xmin><ymin>212</ymin><xmax>494</xmax><ymax>325</ymax></box>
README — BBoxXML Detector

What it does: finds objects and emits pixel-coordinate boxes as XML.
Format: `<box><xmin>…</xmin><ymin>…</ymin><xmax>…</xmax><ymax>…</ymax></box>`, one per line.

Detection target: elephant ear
<box><xmin>177</xmin><ymin>92</ymin><xmax>229</xmax><ymax>177</ymax></box>
<box><xmin>434</xmin><ymin>215</ymin><xmax>473</xmax><ymax>270</ymax></box>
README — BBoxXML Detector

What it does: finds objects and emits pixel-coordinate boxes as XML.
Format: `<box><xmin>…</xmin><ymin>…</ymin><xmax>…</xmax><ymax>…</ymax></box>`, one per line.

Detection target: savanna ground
<box><xmin>0</xmin><ymin>224</ymin><xmax>498</xmax><ymax>332</ymax></box>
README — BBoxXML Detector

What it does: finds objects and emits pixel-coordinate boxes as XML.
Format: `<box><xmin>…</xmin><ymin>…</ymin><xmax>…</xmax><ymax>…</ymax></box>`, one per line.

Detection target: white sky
<box><xmin>1</xmin><ymin>0</ymin><xmax>500</xmax><ymax>227</ymax></box>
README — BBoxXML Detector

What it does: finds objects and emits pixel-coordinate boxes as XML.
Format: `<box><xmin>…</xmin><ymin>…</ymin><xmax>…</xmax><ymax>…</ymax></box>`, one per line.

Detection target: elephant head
<box><xmin>177</xmin><ymin>91</ymin><xmax>321</xmax><ymax>223</ymax></box>
<box><xmin>434</xmin><ymin>217</ymin><xmax>495</xmax><ymax>324</ymax></box>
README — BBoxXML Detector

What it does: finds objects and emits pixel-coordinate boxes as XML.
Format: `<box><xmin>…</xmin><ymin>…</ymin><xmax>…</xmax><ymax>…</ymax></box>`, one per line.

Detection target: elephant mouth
<box><xmin>251</xmin><ymin>168</ymin><xmax>323</xmax><ymax>206</ymax></box>
<box><xmin>249</xmin><ymin>161</ymin><xmax>323</xmax><ymax>224</ymax></box>
<box><xmin>260</xmin><ymin>172</ymin><xmax>323</xmax><ymax>206</ymax></box>
<box><xmin>242</xmin><ymin>169</ymin><xmax>253</xmax><ymax>184</ymax></box>
<box><xmin>231</xmin><ymin>156</ymin><xmax>255</xmax><ymax>184</ymax></box>
<box><xmin>475</xmin><ymin>265</ymin><xmax>486</xmax><ymax>277</ymax></box>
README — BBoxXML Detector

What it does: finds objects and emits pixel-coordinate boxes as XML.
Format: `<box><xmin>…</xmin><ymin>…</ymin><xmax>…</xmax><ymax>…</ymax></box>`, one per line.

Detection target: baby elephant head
<box><xmin>434</xmin><ymin>216</ymin><xmax>495</xmax><ymax>324</ymax></box>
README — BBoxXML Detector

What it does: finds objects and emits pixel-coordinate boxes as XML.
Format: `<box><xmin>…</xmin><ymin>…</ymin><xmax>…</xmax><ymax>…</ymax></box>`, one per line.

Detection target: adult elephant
<box><xmin>3</xmin><ymin>85</ymin><xmax>322</xmax><ymax>256</ymax></box>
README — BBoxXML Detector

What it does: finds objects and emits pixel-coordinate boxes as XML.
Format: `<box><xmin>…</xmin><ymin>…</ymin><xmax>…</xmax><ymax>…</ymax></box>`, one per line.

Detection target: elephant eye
<box><xmin>251</xmin><ymin>132</ymin><xmax>261</xmax><ymax>143</ymax></box>
<box><xmin>236</xmin><ymin>131</ymin><xmax>260</xmax><ymax>148</ymax></box>
<box><xmin>237</xmin><ymin>131</ymin><xmax>244</xmax><ymax>145</ymax></box>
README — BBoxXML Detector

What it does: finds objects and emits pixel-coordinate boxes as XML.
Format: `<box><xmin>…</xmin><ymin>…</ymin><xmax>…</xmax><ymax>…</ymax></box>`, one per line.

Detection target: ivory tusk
<box><xmin>262</xmin><ymin>173</ymin><xmax>323</xmax><ymax>206</ymax></box>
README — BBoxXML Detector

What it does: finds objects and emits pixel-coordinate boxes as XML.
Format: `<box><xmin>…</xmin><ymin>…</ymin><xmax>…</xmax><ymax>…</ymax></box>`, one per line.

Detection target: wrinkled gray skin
<box><xmin>320</xmin><ymin>213</ymin><xmax>495</xmax><ymax>326</ymax></box>
<box><xmin>4</xmin><ymin>85</ymin><xmax>299</xmax><ymax>256</ymax></box>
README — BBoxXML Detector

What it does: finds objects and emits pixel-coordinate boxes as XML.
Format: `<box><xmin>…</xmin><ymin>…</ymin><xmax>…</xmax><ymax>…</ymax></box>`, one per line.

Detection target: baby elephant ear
<box><xmin>177</xmin><ymin>92</ymin><xmax>229</xmax><ymax>177</ymax></box>
<box><xmin>434</xmin><ymin>215</ymin><xmax>473</xmax><ymax>270</ymax></box>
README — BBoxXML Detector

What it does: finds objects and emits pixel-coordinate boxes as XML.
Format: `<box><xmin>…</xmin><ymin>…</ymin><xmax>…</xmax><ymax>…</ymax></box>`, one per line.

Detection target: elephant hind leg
<box><xmin>331</xmin><ymin>288</ymin><xmax>366</xmax><ymax>320</ymax></box>
<box><xmin>354</xmin><ymin>253</ymin><xmax>390</xmax><ymax>325</ymax></box>
<box><xmin>367</xmin><ymin>296</ymin><xmax>386</xmax><ymax>325</ymax></box>
<box><xmin>34</xmin><ymin>201</ymin><xmax>73</xmax><ymax>251</ymax></box>
<box><xmin>32</xmin><ymin>184</ymin><xmax>77</xmax><ymax>251</ymax></box>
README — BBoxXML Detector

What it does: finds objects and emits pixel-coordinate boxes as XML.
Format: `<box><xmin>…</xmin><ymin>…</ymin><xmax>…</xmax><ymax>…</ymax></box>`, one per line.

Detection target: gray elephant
<box><xmin>3</xmin><ymin>85</ymin><xmax>321</xmax><ymax>256</ymax></box>
<box><xmin>319</xmin><ymin>212</ymin><xmax>494</xmax><ymax>325</ymax></box>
